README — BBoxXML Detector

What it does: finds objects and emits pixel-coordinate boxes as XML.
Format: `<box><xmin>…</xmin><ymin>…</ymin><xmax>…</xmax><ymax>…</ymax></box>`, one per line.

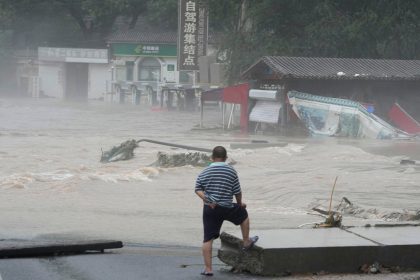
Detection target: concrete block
<box><xmin>348</xmin><ymin>226</ymin><xmax>420</xmax><ymax>245</ymax></box>
<box><xmin>198</xmin><ymin>56</ymin><xmax>216</xmax><ymax>84</ymax></box>
<box><xmin>210</xmin><ymin>63</ymin><xmax>226</xmax><ymax>86</ymax></box>
<box><xmin>346</xmin><ymin>227</ymin><xmax>420</xmax><ymax>269</ymax></box>
<box><xmin>218</xmin><ymin>227</ymin><xmax>420</xmax><ymax>276</ymax></box>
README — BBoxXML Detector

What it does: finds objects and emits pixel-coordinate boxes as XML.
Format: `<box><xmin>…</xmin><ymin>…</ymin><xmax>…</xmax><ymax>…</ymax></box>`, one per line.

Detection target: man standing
<box><xmin>195</xmin><ymin>146</ymin><xmax>258</xmax><ymax>276</ymax></box>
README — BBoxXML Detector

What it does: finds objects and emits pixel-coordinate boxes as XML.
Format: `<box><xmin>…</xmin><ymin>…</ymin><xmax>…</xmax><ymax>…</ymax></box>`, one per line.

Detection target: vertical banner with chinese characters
<box><xmin>178</xmin><ymin>0</ymin><xmax>208</xmax><ymax>71</ymax></box>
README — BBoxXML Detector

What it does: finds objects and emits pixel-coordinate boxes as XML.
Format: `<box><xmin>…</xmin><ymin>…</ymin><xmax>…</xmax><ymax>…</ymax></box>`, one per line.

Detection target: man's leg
<box><xmin>240</xmin><ymin>217</ymin><xmax>251</xmax><ymax>247</ymax></box>
<box><xmin>202</xmin><ymin>239</ymin><xmax>213</xmax><ymax>273</ymax></box>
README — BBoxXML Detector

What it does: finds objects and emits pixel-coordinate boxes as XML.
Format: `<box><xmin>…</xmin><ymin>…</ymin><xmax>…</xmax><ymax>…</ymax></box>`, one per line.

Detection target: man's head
<box><xmin>212</xmin><ymin>146</ymin><xmax>227</xmax><ymax>162</ymax></box>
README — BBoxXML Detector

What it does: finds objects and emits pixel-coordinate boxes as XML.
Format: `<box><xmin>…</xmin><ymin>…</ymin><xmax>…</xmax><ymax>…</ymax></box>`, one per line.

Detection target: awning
<box><xmin>249</xmin><ymin>89</ymin><xmax>278</xmax><ymax>101</ymax></box>
<box><xmin>249</xmin><ymin>101</ymin><xmax>282</xmax><ymax>124</ymax></box>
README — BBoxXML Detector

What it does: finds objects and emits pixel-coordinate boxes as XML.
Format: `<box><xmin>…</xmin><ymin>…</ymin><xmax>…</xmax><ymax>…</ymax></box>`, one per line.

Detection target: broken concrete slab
<box><xmin>345</xmin><ymin>227</ymin><xmax>420</xmax><ymax>270</ymax></box>
<box><xmin>347</xmin><ymin>226</ymin><xmax>420</xmax><ymax>245</ymax></box>
<box><xmin>218</xmin><ymin>227</ymin><xmax>420</xmax><ymax>276</ymax></box>
<box><xmin>0</xmin><ymin>239</ymin><xmax>123</xmax><ymax>258</ymax></box>
<box><xmin>253</xmin><ymin>228</ymin><xmax>375</xmax><ymax>248</ymax></box>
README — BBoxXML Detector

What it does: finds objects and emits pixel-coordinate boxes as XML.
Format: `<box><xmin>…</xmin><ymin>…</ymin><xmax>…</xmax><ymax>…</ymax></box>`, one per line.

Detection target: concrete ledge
<box><xmin>217</xmin><ymin>232</ymin><xmax>265</xmax><ymax>274</ymax></box>
<box><xmin>0</xmin><ymin>240</ymin><xmax>123</xmax><ymax>258</ymax></box>
<box><xmin>218</xmin><ymin>227</ymin><xmax>420</xmax><ymax>276</ymax></box>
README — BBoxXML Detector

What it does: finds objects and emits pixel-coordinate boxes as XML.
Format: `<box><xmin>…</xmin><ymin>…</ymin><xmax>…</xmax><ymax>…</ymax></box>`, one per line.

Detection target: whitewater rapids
<box><xmin>0</xmin><ymin>98</ymin><xmax>419</xmax><ymax>247</ymax></box>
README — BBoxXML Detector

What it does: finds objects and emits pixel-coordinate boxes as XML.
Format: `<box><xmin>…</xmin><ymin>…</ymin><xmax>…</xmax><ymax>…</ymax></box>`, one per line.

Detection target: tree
<box><xmin>144</xmin><ymin>0</ymin><xmax>177</xmax><ymax>30</ymax></box>
<box><xmin>216</xmin><ymin>0</ymin><xmax>420</xmax><ymax>83</ymax></box>
<box><xmin>0</xmin><ymin>0</ymin><xmax>151</xmax><ymax>48</ymax></box>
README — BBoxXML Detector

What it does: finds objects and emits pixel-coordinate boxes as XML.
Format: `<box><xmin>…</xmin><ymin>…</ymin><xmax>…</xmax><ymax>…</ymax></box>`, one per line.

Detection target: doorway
<box><xmin>65</xmin><ymin>63</ymin><xmax>88</xmax><ymax>101</ymax></box>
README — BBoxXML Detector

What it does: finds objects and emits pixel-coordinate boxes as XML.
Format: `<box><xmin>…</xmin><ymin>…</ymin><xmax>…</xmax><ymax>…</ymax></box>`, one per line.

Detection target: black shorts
<box><xmin>202</xmin><ymin>203</ymin><xmax>248</xmax><ymax>242</ymax></box>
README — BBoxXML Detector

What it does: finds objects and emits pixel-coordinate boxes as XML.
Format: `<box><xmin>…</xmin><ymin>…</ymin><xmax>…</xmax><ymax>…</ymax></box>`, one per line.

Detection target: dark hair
<box><xmin>212</xmin><ymin>146</ymin><xmax>227</xmax><ymax>159</ymax></box>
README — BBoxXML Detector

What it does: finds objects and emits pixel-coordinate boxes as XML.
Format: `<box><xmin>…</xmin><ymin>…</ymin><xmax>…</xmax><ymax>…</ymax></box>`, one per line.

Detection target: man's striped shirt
<box><xmin>195</xmin><ymin>162</ymin><xmax>241</xmax><ymax>208</ymax></box>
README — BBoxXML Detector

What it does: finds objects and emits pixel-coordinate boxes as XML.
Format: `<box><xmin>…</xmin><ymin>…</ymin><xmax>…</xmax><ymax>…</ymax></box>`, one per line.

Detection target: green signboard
<box><xmin>111</xmin><ymin>43</ymin><xmax>177</xmax><ymax>57</ymax></box>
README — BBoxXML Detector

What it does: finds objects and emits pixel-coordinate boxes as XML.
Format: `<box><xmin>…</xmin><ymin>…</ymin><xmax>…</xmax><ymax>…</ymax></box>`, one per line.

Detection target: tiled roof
<box><xmin>108</xmin><ymin>16</ymin><xmax>218</xmax><ymax>44</ymax></box>
<box><xmin>108</xmin><ymin>29</ymin><xmax>218</xmax><ymax>45</ymax></box>
<box><xmin>14</xmin><ymin>49</ymin><xmax>38</xmax><ymax>58</ymax></box>
<box><xmin>242</xmin><ymin>56</ymin><xmax>420</xmax><ymax>81</ymax></box>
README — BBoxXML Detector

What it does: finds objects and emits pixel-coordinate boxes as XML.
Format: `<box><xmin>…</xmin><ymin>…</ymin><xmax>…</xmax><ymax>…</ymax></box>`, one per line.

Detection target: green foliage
<box><xmin>0</xmin><ymin>0</ymin><xmax>150</xmax><ymax>48</ymax></box>
<box><xmin>217</xmin><ymin>0</ymin><xmax>420</xmax><ymax>83</ymax></box>
<box><xmin>208</xmin><ymin>0</ymin><xmax>242</xmax><ymax>31</ymax></box>
<box><xmin>145</xmin><ymin>0</ymin><xmax>177</xmax><ymax>30</ymax></box>
<box><xmin>0</xmin><ymin>30</ymin><xmax>12</xmax><ymax>58</ymax></box>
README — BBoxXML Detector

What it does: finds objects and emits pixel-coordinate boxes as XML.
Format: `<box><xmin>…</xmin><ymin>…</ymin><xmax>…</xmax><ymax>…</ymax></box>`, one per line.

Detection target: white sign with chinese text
<box><xmin>38</xmin><ymin>47</ymin><xmax>108</xmax><ymax>63</ymax></box>
<box><xmin>177</xmin><ymin>0</ymin><xmax>208</xmax><ymax>71</ymax></box>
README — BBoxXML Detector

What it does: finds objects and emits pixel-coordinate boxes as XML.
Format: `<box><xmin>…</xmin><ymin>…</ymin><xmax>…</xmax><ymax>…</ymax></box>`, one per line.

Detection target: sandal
<box><xmin>242</xmin><ymin>235</ymin><xmax>259</xmax><ymax>250</ymax></box>
<box><xmin>200</xmin><ymin>270</ymin><xmax>213</xmax><ymax>276</ymax></box>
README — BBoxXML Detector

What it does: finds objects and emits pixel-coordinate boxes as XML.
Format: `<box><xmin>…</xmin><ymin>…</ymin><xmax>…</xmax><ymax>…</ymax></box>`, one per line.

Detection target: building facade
<box><xmin>106</xmin><ymin>17</ymin><xmax>221</xmax><ymax>106</ymax></box>
<box><xmin>37</xmin><ymin>47</ymin><xmax>109</xmax><ymax>100</ymax></box>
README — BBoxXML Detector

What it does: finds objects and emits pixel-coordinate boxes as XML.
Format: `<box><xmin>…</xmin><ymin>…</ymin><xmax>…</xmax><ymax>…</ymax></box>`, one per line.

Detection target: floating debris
<box><xmin>100</xmin><ymin>139</ymin><xmax>212</xmax><ymax>163</ymax></box>
<box><xmin>316</xmin><ymin>212</ymin><xmax>342</xmax><ymax>228</ymax></box>
<box><xmin>381</xmin><ymin>210</ymin><xmax>420</xmax><ymax>221</ymax></box>
<box><xmin>100</xmin><ymin>140</ymin><xmax>138</xmax><ymax>163</ymax></box>
<box><xmin>154</xmin><ymin>152</ymin><xmax>211</xmax><ymax>167</ymax></box>
<box><xmin>317</xmin><ymin>176</ymin><xmax>342</xmax><ymax>228</ymax></box>
<box><xmin>152</xmin><ymin>151</ymin><xmax>237</xmax><ymax>167</ymax></box>
<box><xmin>400</xmin><ymin>159</ymin><xmax>416</xmax><ymax>165</ymax></box>
<box><xmin>313</xmin><ymin>197</ymin><xmax>420</xmax><ymax>222</ymax></box>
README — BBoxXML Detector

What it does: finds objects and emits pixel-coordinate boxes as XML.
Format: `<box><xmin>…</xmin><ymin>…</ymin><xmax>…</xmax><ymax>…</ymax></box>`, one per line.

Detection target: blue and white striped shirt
<box><xmin>195</xmin><ymin>162</ymin><xmax>241</xmax><ymax>208</ymax></box>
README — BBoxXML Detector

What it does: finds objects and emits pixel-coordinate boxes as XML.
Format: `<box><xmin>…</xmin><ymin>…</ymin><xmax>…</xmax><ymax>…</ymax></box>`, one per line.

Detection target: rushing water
<box><xmin>0</xmin><ymin>98</ymin><xmax>419</xmax><ymax>247</ymax></box>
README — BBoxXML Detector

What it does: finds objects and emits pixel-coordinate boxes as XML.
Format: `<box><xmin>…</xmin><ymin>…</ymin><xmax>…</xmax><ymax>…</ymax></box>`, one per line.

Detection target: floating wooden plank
<box><xmin>0</xmin><ymin>240</ymin><xmax>123</xmax><ymax>258</ymax></box>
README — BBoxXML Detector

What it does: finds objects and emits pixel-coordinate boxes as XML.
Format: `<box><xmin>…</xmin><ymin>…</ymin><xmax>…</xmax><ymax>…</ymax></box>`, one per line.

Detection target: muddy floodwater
<box><xmin>0</xmin><ymin>98</ymin><xmax>419</xmax><ymax>247</ymax></box>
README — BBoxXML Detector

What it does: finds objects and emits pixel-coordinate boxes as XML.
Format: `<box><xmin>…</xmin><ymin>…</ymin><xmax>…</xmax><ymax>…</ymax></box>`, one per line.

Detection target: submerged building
<box><xmin>242</xmin><ymin>56</ymin><xmax>420</xmax><ymax>125</ymax></box>
<box><xmin>15</xmin><ymin>47</ymin><xmax>110</xmax><ymax>101</ymax></box>
<box><xmin>37</xmin><ymin>47</ymin><xmax>110</xmax><ymax>100</ymax></box>
<box><xmin>106</xmin><ymin>17</ymin><xmax>222</xmax><ymax>106</ymax></box>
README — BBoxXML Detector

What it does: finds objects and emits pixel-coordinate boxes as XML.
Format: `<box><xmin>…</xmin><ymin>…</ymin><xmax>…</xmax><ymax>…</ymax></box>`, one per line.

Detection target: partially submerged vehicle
<box><xmin>287</xmin><ymin>91</ymin><xmax>411</xmax><ymax>139</ymax></box>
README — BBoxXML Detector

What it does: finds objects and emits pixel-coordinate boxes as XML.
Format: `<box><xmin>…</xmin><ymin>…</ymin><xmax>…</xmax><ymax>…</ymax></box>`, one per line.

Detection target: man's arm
<box><xmin>235</xmin><ymin>193</ymin><xmax>246</xmax><ymax>208</ymax></box>
<box><xmin>232</xmin><ymin>170</ymin><xmax>246</xmax><ymax>208</ymax></box>
<box><xmin>195</xmin><ymin>190</ymin><xmax>216</xmax><ymax>209</ymax></box>
<box><xmin>195</xmin><ymin>175</ymin><xmax>207</xmax><ymax>203</ymax></box>
<box><xmin>195</xmin><ymin>190</ymin><xmax>206</xmax><ymax>202</ymax></box>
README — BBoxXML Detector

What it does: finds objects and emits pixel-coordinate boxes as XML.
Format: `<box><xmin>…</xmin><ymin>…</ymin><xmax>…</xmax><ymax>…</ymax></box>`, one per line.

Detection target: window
<box><xmin>138</xmin><ymin>58</ymin><xmax>161</xmax><ymax>81</ymax></box>
<box><xmin>126</xmin><ymin>61</ymin><xmax>134</xmax><ymax>81</ymax></box>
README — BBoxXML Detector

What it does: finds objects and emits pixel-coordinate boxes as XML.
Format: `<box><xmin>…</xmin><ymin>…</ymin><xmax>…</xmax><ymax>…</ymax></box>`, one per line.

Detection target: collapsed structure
<box><xmin>199</xmin><ymin>56</ymin><xmax>420</xmax><ymax>137</ymax></box>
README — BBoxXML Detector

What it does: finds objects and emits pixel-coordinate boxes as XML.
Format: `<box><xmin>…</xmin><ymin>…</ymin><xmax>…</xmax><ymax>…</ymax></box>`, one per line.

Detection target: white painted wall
<box><xmin>160</xmin><ymin>57</ymin><xmax>177</xmax><ymax>83</ymax></box>
<box><xmin>115</xmin><ymin>56</ymin><xmax>180</xmax><ymax>84</ymax></box>
<box><xmin>89</xmin><ymin>64</ymin><xmax>110</xmax><ymax>99</ymax></box>
<box><xmin>39</xmin><ymin>62</ymin><xmax>110</xmax><ymax>100</ymax></box>
<box><xmin>39</xmin><ymin>62</ymin><xmax>64</xmax><ymax>98</ymax></box>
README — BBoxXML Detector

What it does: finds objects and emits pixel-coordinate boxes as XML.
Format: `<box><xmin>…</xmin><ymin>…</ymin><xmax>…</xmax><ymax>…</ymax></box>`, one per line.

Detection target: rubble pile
<box><xmin>154</xmin><ymin>152</ymin><xmax>237</xmax><ymax>167</ymax></box>
<box><xmin>100</xmin><ymin>140</ymin><xmax>138</xmax><ymax>163</ymax></box>
<box><xmin>154</xmin><ymin>152</ymin><xmax>211</xmax><ymax>167</ymax></box>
